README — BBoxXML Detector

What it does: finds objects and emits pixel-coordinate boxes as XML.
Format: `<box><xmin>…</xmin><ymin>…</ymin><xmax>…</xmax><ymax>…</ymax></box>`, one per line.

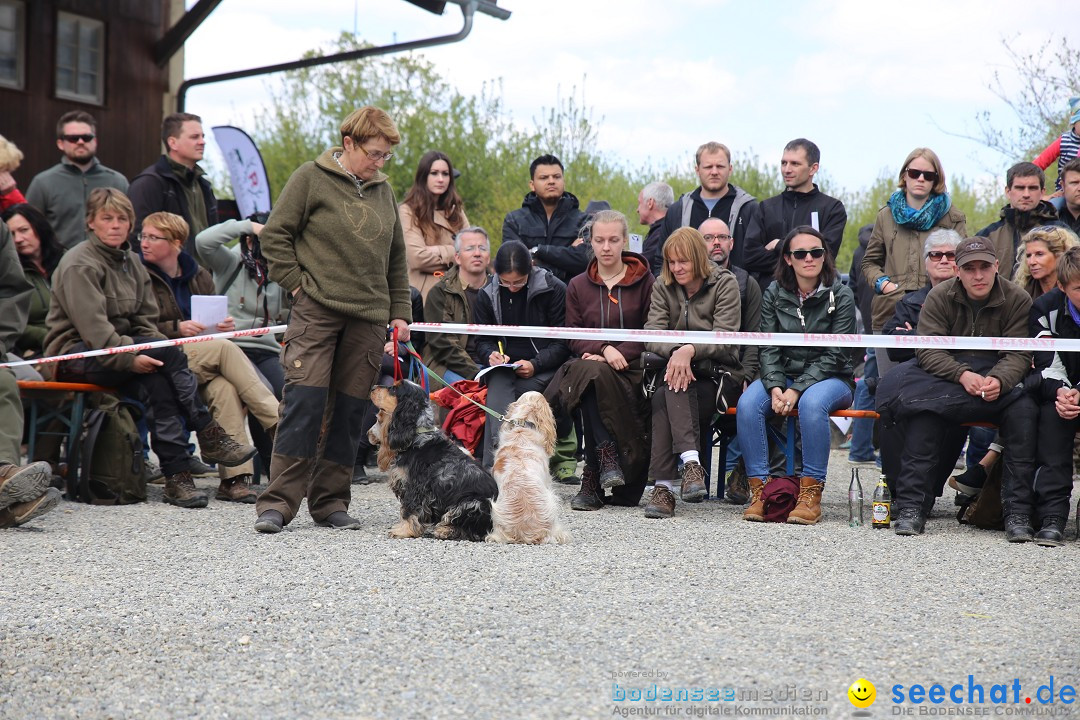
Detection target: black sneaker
<box><xmin>254</xmin><ymin>510</ymin><xmax>284</xmax><ymax>534</ymax></box>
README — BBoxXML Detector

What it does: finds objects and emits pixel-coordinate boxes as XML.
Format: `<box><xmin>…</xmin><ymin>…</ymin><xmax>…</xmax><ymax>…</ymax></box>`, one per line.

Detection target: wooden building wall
<box><xmin>1</xmin><ymin>0</ymin><xmax>173</xmax><ymax>187</ymax></box>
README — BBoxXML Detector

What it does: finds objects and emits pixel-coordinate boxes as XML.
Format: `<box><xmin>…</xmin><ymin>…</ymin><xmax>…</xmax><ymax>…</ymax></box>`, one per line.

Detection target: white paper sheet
<box><xmin>191</xmin><ymin>295</ymin><xmax>228</xmax><ymax>333</ymax></box>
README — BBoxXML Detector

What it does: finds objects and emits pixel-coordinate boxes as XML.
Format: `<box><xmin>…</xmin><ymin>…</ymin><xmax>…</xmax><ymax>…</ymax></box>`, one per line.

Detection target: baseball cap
<box><xmin>954</xmin><ymin>237</ymin><xmax>997</xmax><ymax>267</ymax></box>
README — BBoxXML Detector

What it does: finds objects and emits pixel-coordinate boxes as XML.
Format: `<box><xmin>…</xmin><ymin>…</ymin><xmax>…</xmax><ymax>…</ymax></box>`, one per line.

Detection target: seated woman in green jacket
<box><xmin>736</xmin><ymin>226</ymin><xmax>856</xmax><ymax>526</ymax></box>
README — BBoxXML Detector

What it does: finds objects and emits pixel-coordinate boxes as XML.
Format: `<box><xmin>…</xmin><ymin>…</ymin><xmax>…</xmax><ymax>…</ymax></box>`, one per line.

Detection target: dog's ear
<box><xmin>387</xmin><ymin>382</ymin><xmax>428</xmax><ymax>451</ymax></box>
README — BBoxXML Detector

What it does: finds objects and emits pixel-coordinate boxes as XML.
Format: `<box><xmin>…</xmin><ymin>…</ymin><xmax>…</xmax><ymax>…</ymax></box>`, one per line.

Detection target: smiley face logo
<box><xmin>848</xmin><ymin>678</ymin><xmax>876</xmax><ymax>708</ymax></box>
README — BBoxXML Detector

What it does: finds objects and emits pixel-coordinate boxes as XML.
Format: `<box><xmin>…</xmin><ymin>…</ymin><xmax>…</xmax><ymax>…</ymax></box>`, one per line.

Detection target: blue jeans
<box><xmin>849</xmin><ymin>348</ymin><xmax>877</xmax><ymax>461</ymax></box>
<box><xmin>737</xmin><ymin>377</ymin><xmax>853</xmax><ymax>483</ymax></box>
<box><xmin>442</xmin><ymin>369</ymin><xmax>466</xmax><ymax>385</ymax></box>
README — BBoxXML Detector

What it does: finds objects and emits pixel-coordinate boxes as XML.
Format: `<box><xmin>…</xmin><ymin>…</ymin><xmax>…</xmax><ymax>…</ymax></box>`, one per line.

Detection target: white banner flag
<box><xmin>212</xmin><ymin>125</ymin><xmax>272</xmax><ymax>218</ymax></box>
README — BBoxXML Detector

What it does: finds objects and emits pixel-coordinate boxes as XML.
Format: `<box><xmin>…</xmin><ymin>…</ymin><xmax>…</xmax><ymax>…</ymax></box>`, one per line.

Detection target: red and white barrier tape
<box><xmin>0</xmin><ymin>325</ymin><xmax>288</xmax><ymax>369</ymax></box>
<box><xmin>6</xmin><ymin>322</ymin><xmax>1078</xmax><ymax>371</ymax></box>
<box><xmin>407</xmin><ymin>322</ymin><xmax>1080</xmax><ymax>353</ymax></box>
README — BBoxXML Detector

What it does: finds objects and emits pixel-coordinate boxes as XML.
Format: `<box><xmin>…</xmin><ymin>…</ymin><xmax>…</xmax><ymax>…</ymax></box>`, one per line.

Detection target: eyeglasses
<box><xmin>138</xmin><ymin>232</ymin><xmax>170</xmax><ymax>243</ymax></box>
<box><xmin>498</xmin><ymin>277</ymin><xmax>528</xmax><ymax>289</ymax></box>
<box><xmin>926</xmin><ymin>251</ymin><xmax>956</xmax><ymax>261</ymax></box>
<box><xmin>906</xmin><ymin>168</ymin><xmax>940</xmax><ymax>183</ymax></box>
<box><xmin>702</xmin><ymin>233</ymin><xmax>732</xmax><ymax>242</ymax></box>
<box><xmin>785</xmin><ymin>247</ymin><xmax>826</xmax><ymax>260</ymax></box>
<box><xmin>60</xmin><ymin>134</ymin><xmax>95</xmax><ymax>143</ymax></box>
<box><xmin>358</xmin><ymin>145</ymin><xmax>394</xmax><ymax>162</ymax></box>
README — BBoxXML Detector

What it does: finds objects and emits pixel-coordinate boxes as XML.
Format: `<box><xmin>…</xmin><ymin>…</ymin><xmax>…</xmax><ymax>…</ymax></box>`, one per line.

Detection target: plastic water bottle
<box><xmin>848</xmin><ymin>468</ymin><xmax>864</xmax><ymax>527</ymax></box>
<box><xmin>872</xmin><ymin>474</ymin><xmax>892</xmax><ymax>528</ymax></box>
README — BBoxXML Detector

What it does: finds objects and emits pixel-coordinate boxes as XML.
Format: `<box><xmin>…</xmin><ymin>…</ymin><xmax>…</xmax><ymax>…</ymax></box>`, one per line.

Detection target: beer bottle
<box><xmin>871</xmin><ymin>474</ymin><xmax>891</xmax><ymax>528</ymax></box>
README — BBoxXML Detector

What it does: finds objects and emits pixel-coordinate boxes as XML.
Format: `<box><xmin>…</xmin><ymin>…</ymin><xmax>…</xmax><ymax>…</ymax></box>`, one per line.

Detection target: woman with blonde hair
<box><xmin>1013</xmin><ymin>225</ymin><xmax>1080</xmax><ymax>300</ymax></box>
<box><xmin>862</xmin><ymin>148</ymin><xmax>967</xmax><ymax>375</ymax></box>
<box><xmin>140</xmin><ymin>211</ymin><xmax>280</xmax><ymax>503</ymax></box>
<box><xmin>401</xmin><ymin>150</ymin><xmax>468</xmax><ymax>302</ymax></box>
<box><xmin>641</xmin><ymin>227</ymin><xmax>742</xmax><ymax>519</ymax></box>
<box><xmin>0</xmin><ymin>135</ymin><xmax>26</xmax><ymax>212</ymax></box>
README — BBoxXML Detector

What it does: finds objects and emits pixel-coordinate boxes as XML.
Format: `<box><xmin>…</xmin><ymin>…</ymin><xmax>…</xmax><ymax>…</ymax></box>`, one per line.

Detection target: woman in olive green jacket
<box><xmin>737</xmin><ymin>226</ymin><xmax>856</xmax><ymax>526</ymax></box>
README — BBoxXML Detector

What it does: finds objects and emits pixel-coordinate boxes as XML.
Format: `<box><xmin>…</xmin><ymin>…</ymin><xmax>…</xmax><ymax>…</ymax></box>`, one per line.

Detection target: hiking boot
<box><xmin>0</xmin><ymin>487</ymin><xmax>62</xmax><ymax>529</ymax></box>
<box><xmin>1034</xmin><ymin>516</ymin><xmax>1065</xmax><ymax>547</ymax></box>
<box><xmin>724</xmin><ymin>460</ymin><xmax>750</xmax><ymax>505</ymax></box>
<box><xmin>143</xmin><ymin>458</ymin><xmax>165</xmax><ymax>485</ymax></box>
<box><xmin>787</xmin><ymin>477</ymin><xmax>825</xmax><ymax>525</ymax></box>
<box><xmin>163</xmin><ymin>470</ymin><xmax>208</xmax><ymax>509</ymax></box>
<box><xmin>679</xmin><ymin>460</ymin><xmax>707</xmax><ymax>503</ymax></box>
<box><xmin>894</xmin><ymin>507</ymin><xmax>925</xmax><ymax>536</ymax></box>
<box><xmin>254</xmin><ymin>509</ymin><xmax>284</xmax><ymax>534</ymax></box>
<box><xmin>315</xmin><ymin>511</ymin><xmax>362</xmax><ymax>529</ymax></box>
<box><xmin>1004</xmin><ymin>514</ymin><xmax>1034</xmax><ymax>543</ymax></box>
<box><xmin>571</xmin><ymin>463</ymin><xmax>604</xmax><ymax>511</ymax></box>
<box><xmin>554</xmin><ymin>468</ymin><xmax>581</xmax><ymax>485</ymax></box>
<box><xmin>0</xmin><ymin>461</ymin><xmax>52</xmax><ymax>510</ymax></box>
<box><xmin>216</xmin><ymin>474</ymin><xmax>257</xmax><ymax>503</ymax></box>
<box><xmin>743</xmin><ymin>477</ymin><xmax>767</xmax><ymax>521</ymax></box>
<box><xmin>643</xmin><ymin>484</ymin><xmax>676</xmax><ymax>519</ymax></box>
<box><xmin>196</xmin><ymin>420</ymin><xmax>257</xmax><ymax>468</ymax></box>
<box><xmin>596</xmin><ymin>441</ymin><xmax>624</xmax><ymax>489</ymax></box>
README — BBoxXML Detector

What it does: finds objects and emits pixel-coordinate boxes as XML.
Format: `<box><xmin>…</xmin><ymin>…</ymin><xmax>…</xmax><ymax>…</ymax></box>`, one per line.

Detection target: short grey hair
<box><xmin>923</xmin><ymin>228</ymin><xmax>963</xmax><ymax>256</ymax></box>
<box><xmin>453</xmin><ymin>225</ymin><xmax>490</xmax><ymax>252</ymax></box>
<box><xmin>640</xmin><ymin>181</ymin><xmax>674</xmax><ymax>211</ymax></box>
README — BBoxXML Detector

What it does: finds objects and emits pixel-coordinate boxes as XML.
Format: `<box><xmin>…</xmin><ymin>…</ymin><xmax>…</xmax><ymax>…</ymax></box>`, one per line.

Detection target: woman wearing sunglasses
<box><xmin>736</xmin><ymin>226</ymin><xmax>856</xmax><ymax>525</ymax></box>
<box><xmin>862</xmin><ymin>149</ymin><xmax>967</xmax><ymax>365</ymax></box>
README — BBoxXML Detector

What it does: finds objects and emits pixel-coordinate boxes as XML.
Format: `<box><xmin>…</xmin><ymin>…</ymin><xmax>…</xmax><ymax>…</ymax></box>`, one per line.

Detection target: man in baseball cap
<box><xmin>887</xmin><ymin>236</ymin><xmax>1038</xmax><ymax>542</ymax></box>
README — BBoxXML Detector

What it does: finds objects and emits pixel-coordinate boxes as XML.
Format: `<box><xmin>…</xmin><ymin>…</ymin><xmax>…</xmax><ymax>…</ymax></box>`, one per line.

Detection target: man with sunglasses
<box><xmin>25</xmin><ymin>111</ymin><xmax>128</xmax><ymax>250</ymax></box>
<box><xmin>742</xmin><ymin>138</ymin><xmax>847</xmax><ymax>291</ymax></box>
<box><xmin>976</xmin><ymin>162</ymin><xmax>1062</xmax><ymax>278</ymax></box>
<box><xmin>128</xmin><ymin>113</ymin><xmax>218</xmax><ymax>262</ymax></box>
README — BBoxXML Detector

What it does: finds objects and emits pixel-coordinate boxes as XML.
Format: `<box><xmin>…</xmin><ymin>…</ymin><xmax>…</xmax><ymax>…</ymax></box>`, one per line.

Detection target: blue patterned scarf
<box><xmin>888</xmin><ymin>190</ymin><xmax>952</xmax><ymax>231</ymax></box>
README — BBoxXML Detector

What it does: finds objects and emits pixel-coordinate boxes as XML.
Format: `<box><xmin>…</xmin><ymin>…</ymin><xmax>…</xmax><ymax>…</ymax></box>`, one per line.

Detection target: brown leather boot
<box><xmin>787</xmin><ymin>476</ymin><xmax>825</xmax><ymax>525</ymax></box>
<box><xmin>163</xmin><ymin>470</ymin><xmax>209</xmax><ymax>509</ymax></box>
<box><xmin>196</xmin><ymin>421</ymin><xmax>257</xmax><ymax>468</ymax></box>
<box><xmin>743</xmin><ymin>477</ymin><xmax>767</xmax><ymax>522</ymax></box>
<box><xmin>643</xmin><ymin>484</ymin><xmax>676</xmax><ymax>519</ymax></box>
<box><xmin>216</xmin><ymin>474</ymin><xmax>257</xmax><ymax>504</ymax></box>
<box><xmin>596</xmin><ymin>441</ymin><xmax>624</xmax><ymax>489</ymax></box>
<box><xmin>679</xmin><ymin>460</ymin><xmax>707</xmax><ymax>503</ymax></box>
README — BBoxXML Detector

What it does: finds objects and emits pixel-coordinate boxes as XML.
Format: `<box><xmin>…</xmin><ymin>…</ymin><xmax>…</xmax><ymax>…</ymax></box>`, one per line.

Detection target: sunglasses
<box><xmin>786</xmin><ymin>247</ymin><xmax>825</xmax><ymax>260</ymax></box>
<box><xmin>906</xmin><ymin>168</ymin><xmax>939</xmax><ymax>183</ymax></box>
<box><xmin>926</xmin><ymin>251</ymin><xmax>955</xmax><ymax>261</ymax></box>
<box><xmin>60</xmin><ymin>134</ymin><xmax>95</xmax><ymax>143</ymax></box>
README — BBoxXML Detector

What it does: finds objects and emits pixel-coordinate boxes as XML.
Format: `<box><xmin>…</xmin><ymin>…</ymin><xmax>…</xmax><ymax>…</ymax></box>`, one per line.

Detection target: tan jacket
<box><xmin>400</xmin><ymin>203</ymin><xmax>468</xmax><ymax>303</ymax></box>
<box><xmin>644</xmin><ymin>263</ymin><xmax>743</xmax><ymax>381</ymax></box>
<box><xmin>916</xmin><ymin>275</ymin><xmax>1032</xmax><ymax>389</ymax></box>
<box><xmin>44</xmin><ymin>234</ymin><xmax>163</xmax><ymax>372</ymax></box>
<box><xmin>862</xmin><ymin>203</ymin><xmax>967</xmax><ymax>332</ymax></box>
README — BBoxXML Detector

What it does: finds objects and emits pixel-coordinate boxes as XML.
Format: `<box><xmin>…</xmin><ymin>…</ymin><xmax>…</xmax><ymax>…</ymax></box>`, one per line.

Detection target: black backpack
<box><xmin>69</xmin><ymin>393</ymin><xmax>147</xmax><ymax>505</ymax></box>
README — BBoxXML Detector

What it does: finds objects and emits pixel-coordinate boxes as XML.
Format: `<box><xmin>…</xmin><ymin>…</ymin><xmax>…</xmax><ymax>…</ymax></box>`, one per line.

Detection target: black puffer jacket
<box><xmin>501</xmin><ymin>192</ymin><xmax>586</xmax><ymax>283</ymax></box>
<box><xmin>976</xmin><ymin>201</ymin><xmax>1063</xmax><ymax>280</ymax></box>
<box><xmin>474</xmin><ymin>266</ymin><xmax>570</xmax><ymax>373</ymax></box>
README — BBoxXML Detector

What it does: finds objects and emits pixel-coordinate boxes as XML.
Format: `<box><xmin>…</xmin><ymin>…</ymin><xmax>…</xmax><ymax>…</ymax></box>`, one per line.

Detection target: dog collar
<box><xmin>416</xmin><ymin>426</ymin><xmax>439</xmax><ymax>435</ymax></box>
<box><xmin>505</xmin><ymin>419</ymin><xmax>538</xmax><ymax>432</ymax></box>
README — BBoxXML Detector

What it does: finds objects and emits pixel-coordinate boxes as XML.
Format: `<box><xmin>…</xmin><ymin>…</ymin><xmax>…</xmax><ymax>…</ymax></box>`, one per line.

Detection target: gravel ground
<box><xmin>2</xmin><ymin>447</ymin><xmax>1078</xmax><ymax>720</ymax></box>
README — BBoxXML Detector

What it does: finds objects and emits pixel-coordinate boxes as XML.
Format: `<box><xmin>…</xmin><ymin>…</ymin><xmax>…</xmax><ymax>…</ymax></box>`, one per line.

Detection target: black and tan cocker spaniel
<box><xmin>368</xmin><ymin>381</ymin><xmax>498</xmax><ymax>541</ymax></box>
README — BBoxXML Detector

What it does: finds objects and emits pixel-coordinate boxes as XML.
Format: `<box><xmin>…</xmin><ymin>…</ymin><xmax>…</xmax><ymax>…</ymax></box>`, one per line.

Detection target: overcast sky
<box><xmin>184</xmin><ymin>0</ymin><xmax>1080</xmax><ymax>195</ymax></box>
